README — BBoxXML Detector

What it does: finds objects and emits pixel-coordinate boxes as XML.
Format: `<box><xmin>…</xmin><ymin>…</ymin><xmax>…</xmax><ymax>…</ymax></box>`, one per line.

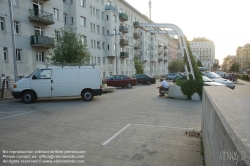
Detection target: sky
<box><xmin>125</xmin><ymin>0</ymin><xmax>250</xmax><ymax>64</ymax></box>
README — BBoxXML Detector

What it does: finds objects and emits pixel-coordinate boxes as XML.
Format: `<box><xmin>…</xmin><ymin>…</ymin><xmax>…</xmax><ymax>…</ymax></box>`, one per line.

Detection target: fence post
<box><xmin>1</xmin><ymin>79</ymin><xmax>6</xmax><ymax>99</ymax></box>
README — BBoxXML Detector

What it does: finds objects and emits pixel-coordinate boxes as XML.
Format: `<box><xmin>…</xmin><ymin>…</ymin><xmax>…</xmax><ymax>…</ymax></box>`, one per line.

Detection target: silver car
<box><xmin>203</xmin><ymin>72</ymin><xmax>235</xmax><ymax>89</ymax></box>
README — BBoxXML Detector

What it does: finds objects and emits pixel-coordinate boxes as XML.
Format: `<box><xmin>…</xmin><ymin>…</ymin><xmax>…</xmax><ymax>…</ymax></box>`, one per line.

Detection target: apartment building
<box><xmin>190</xmin><ymin>37</ymin><xmax>215</xmax><ymax>69</ymax></box>
<box><xmin>0</xmin><ymin>0</ymin><xmax>177</xmax><ymax>80</ymax></box>
<box><xmin>236</xmin><ymin>43</ymin><xmax>250</xmax><ymax>70</ymax></box>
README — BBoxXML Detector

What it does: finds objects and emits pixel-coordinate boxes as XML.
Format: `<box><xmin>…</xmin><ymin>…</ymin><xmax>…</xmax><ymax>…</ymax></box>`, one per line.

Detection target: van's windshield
<box><xmin>25</xmin><ymin>68</ymin><xmax>39</xmax><ymax>78</ymax></box>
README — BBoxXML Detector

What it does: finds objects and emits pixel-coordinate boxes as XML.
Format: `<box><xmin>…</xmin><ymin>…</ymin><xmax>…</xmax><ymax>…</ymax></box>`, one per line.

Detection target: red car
<box><xmin>105</xmin><ymin>75</ymin><xmax>137</xmax><ymax>88</ymax></box>
<box><xmin>220</xmin><ymin>73</ymin><xmax>237</xmax><ymax>82</ymax></box>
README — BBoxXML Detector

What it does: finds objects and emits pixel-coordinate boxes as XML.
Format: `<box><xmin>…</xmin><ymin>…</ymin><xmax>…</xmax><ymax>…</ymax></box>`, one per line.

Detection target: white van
<box><xmin>12</xmin><ymin>66</ymin><xmax>103</xmax><ymax>103</ymax></box>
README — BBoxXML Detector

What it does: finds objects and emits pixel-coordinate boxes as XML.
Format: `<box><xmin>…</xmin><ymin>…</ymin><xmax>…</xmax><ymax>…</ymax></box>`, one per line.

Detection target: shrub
<box><xmin>102</xmin><ymin>80</ymin><xmax>107</xmax><ymax>84</ymax></box>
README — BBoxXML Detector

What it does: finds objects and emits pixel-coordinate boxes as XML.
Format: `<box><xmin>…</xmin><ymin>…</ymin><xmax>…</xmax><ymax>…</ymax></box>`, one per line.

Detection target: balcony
<box><xmin>134</xmin><ymin>54</ymin><xmax>141</xmax><ymax>59</ymax></box>
<box><xmin>133</xmin><ymin>21</ymin><xmax>140</xmax><ymax>28</ymax></box>
<box><xmin>30</xmin><ymin>35</ymin><xmax>54</xmax><ymax>48</ymax></box>
<box><xmin>164</xmin><ymin>46</ymin><xmax>167</xmax><ymax>49</ymax></box>
<box><xmin>29</xmin><ymin>9</ymin><xmax>54</xmax><ymax>25</ymax></box>
<box><xmin>119</xmin><ymin>13</ymin><xmax>128</xmax><ymax>21</ymax></box>
<box><xmin>158</xmin><ymin>50</ymin><xmax>162</xmax><ymax>54</ymax></box>
<box><xmin>120</xmin><ymin>52</ymin><xmax>129</xmax><ymax>58</ymax></box>
<box><xmin>134</xmin><ymin>43</ymin><xmax>141</xmax><ymax>49</ymax></box>
<box><xmin>133</xmin><ymin>32</ymin><xmax>141</xmax><ymax>39</ymax></box>
<box><xmin>120</xmin><ymin>39</ymin><xmax>128</xmax><ymax>46</ymax></box>
<box><xmin>105</xmin><ymin>5</ymin><xmax>118</xmax><ymax>13</ymax></box>
<box><xmin>119</xmin><ymin>26</ymin><xmax>128</xmax><ymax>33</ymax></box>
<box><xmin>158</xmin><ymin>58</ymin><xmax>163</xmax><ymax>62</ymax></box>
<box><xmin>164</xmin><ymin>59</ymin><xmax>168</xmax><ymax>63</ymax></box>
<box><xmin>158</xmin><ymin>43</ymin><xmax>163</xmax><ymax>47</ymax></box>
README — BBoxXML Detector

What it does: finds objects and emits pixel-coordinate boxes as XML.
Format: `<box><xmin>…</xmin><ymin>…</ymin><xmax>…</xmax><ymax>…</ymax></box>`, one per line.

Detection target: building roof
<box><xmin>191</xmin><ymin>37</ymin><xmax>213</xmax><ymax>42</ymax></box>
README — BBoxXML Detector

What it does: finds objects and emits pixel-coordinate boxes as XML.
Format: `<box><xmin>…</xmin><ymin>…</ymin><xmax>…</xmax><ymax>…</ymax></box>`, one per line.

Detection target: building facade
<box><xmin>189</xmin><ymin>37</ymin><xmax>215</xmax><ymax>69</ymax></box>
<box><xmin>0</xmin><ymin>0</ymin><xmax>178</xmax><ymax>80</ymax></box>
<box><xmin>236</xmin><ymin>43</ymin><xmax>250</xmax><ymax>71</ymax></box>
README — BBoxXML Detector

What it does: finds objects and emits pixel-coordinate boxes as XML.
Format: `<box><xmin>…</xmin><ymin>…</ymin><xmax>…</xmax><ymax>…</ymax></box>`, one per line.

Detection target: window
<box><xmin>93</xmin><ymin>7</ymin><xmax>95</xmax><ymax>16</ymax></box>
<box><xmin>106</xmin><ymin>15</ymin><xmax>109</xmax><ymax>20</ymax></box>
<box><xmin>102</xmin><ymin>27</ymin><xmax>105</xmax><ymax>35</ymax></box>
<box><xmin>103</xmin><ymin>57</ymin><xmax>106</xmax><ymax>64</ymax></box>
<box><xmin>16</xmin><ymin>49</ymin><xmax>22</xmax><ymax>61</ymax></box>
<box><xmin>0</xmin><ymin>17</ymin><xmax>5</xmax><ymax>32</ymax></box>
<box><xmin>71</xmin><ymin>17</ymin><xmax>73</xmax><ymax>24</ymax></box>
<box><xmin>97</xmin><ymin>57</ymin><xmax>100</xmax><ymax>65</ymax></box>
<box><xmin>14</xmin><ymin>21</ymin><xmax>20</xmax><ymax>34</ymax></box>
<box><xmin>80</xmin><ymin>17</ymin><xmax>86</xmax><ymax>26</ymax></box>
<box><xmin>103</xmin><ymin>72</ymin><xmax>106</xmax><ymax>78</ymax></box>
<box><xmin>70</xmin><ymin>0</ymin><xmax>73</xmax><ymax>4</ymax></box>
<box><xmin>97</xmin><ymin>41</ymin><xmax>100</xmax><ymax>49</ymax></box>
<box><xmin>96</xmin><ymin>9</ymin><xmax>99</xmax><ymax>18</ymax></box>
<box><xmin>55</xmin><ymin>30</ymin><xmax>60</xmax><ymax>40</ymax></box>
<box><xmin>81</xmin><ymin>36</ymin><xmax>87</xmax><ymax>44</ymax></box>
<box><xmin>80</xmin><ymin>0</ymin><xmax>85</xmax><ymax>7</ymax></box>
<box><xmin>36</xmin><ymin>51</ymin><xmax>45</xmax><ymax>62</ymax></box>
<box><xmin>113</xmin><ymin>43</ymin><xmax>116</xmax><ymax>50</ymax></box>
<box><xmin>94</xmin><ymin>40</ymin><xmax>96</xmax><ymax>48</ymax></box>
<box><xmin>113</xmin><ymin>14</ymin><xmax>117</xmax><ymax>22</ymax></box>
<box><xmin>34</xmin><ymin>26</ymin><xmax>43</xmax><ymax>36</ymax></box>
<box><xmin>101</xmin><ymin>0</ymin><xmax>104</xmax><ymax>4</ymax></box>
<box><xmin>63</xmin><ymin>0</ymin><xmax>66</xmax><ymax>2</ymax></box>
<box><xmin>90</xmin><ymin>23</ymin><xmax>93</xmax><ymax>31</ymax></box>
<box><xmin>108</xmin><ymin>1</ymin><xmax>111</xmax><ymax>5</ymax></box>
<box><xmin>102</xmin><ymin>12</ymin><xmax>104</xmax><ymax>20</ymax></box>
<box><xmin>101</xmin><ymin>42</ymin><xmax>105</xmax><ymax>49</ymax></box>
<box><xmin>107</xmin><ymin>30</ymin><xmax>109</xmax><ymax>36</ymax></box>
<box><xmin>35</xmin><ymin>69</ymin><xmax>51</xmax><ymax>79</ymax></box>
<box><xmin>12</xmin><ymin>0</ymin><xmax>18</xmax><ymax>6</ymax></box>
<box><xmin>3</xmin><ymin>48</ymin><xmax>8</xmax><ymax>61</ymax></box>
<box><xmin>97</xmin><ymin>25</ymin><xmax>100</xmax><ymax>34</ymax></box>
<box><xmin>91</xmin><ymin>40</ymin><xmax>93</xmax><ymax>48</ymax></box>
<box><xmin>64</xmin><ymin>13</ymin><xmax>68</xmax><ymax>23</ymax></box>
<box><xmin>54</xmin><ymin>8</ymin><xmax>59</xmax><ymax>19</ymax></box>
<box><xmin>90</xmin><ymin>6</ymin><xmax>92</xmax><ymax>14</ymax></box>
<box><xmin>109</xmin><ymin>58</ymin><xmax>112</xmax><ymax>64</ymax></box>
<box><xmin>93</xmin><ymin>24</ymin><xmax>95</xmax><ymax>32</ymax></box>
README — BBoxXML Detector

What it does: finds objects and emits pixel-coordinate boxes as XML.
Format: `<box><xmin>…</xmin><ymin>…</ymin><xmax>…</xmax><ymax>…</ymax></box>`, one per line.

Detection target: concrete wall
<box><xmin>202</xmin><ymin>86</ymin><xmax>250</xmax><ymax>166</ymax></box>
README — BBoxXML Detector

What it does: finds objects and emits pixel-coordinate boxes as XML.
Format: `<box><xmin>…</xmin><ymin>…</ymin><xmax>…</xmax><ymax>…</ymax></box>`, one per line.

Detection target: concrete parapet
<box><xmin>202</xmin><ymin>86</ymin><xmax>250</xmax><ymax>166</ymax></box>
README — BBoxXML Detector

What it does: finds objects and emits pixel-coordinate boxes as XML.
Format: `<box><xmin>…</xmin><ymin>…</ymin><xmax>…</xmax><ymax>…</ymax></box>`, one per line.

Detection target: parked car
<box><xmin>173</xmin><ymin>75</ymin><xmax>225</xmax><ymax>87</ymax></box>
<box><xmin>202</xmin><ymin>72</ymin><xmax>235</xmax><ymax>89</ymax></box>
<box><xmin>132</xmin><ymin>74</ymin><xmax>156</xmax><ymax>85</ymax></box>
<box><xmin>220</xmin><ymin>73</ymin><xmax>237</xmax><ymax>82</ymax></box>
<box><xmin>105</xmin><ymin>75</ymin><xmax>137</xmax><ymax>88</ymax></box>
<box><xmin>166</xmin><ymin>73</ymin><xmax>178</xmax><ymax>80</ymax></box>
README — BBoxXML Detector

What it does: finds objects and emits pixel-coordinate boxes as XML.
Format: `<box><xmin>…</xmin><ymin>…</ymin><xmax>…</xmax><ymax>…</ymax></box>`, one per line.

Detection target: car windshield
<box><xmin>203</xmin><ymin>76</ymin><xmax>212</xmax><ymax>82</ymax></box>
<box><xmin>25</xmin><ymin>68</ymin><xmax>39</xmax><ymax>78</ymax></box>
<box><xmin>208</xmin><ymin>72</ymin><xmax>221</xmax><ymax>78</ymax></box>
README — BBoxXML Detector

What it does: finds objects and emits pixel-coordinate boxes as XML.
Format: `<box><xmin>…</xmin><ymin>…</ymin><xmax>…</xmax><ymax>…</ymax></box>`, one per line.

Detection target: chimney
<box><xmin>149</xmin><ymin>0</ymin><xmax>151</xmax><ymax>20</ymax></box>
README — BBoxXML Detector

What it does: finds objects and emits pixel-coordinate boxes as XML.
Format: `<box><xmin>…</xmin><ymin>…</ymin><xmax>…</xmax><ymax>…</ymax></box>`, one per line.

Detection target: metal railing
<box><xmin>31</xmin><ymin>35</ymin><xmax>54</xmax><ymax>47</ymax></box>
<box><xmin>105</xmin><ymin>5</ymin><xmax>118</xmax><ymax>13</ymax></box>
<box><xmin>29</xmin><ymin>8</ymin><xmax>54</xmax><ymax>25</ymax></box>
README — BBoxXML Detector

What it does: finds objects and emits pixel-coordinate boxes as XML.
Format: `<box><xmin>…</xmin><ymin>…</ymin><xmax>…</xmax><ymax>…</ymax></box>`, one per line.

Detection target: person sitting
<box><xmin>157</xmin><ymin>79</ymin><xmax>169</xmax><ymax>96</ymax></box>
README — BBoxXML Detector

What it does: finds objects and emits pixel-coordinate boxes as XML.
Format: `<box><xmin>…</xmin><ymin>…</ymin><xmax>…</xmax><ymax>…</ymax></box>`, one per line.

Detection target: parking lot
<box><xmin>0</xmin><ymin>81</ymin><xmax>204</xmax><ymax>166</ymax></box>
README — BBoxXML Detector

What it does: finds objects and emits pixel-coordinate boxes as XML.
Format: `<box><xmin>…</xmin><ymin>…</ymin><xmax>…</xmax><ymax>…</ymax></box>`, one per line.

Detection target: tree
<box><xmin>168</xmin><ymin>60</ymin><xmax>185</xmax><ymax>73</ymax></box>
<box><xmin>230</xmin><ymin>63</ymin><xmax>240</xmax><ymax>73</ymax></box>
<box><xmin>196</xmin><ymin>60</ymin><xmax>203</xmax><ymax>67</ymax></box>
<box><xmin>134</xmin><ymin>58</ymin><xmax>143</xmax><ymax>74</ymax></box>
<box><xmin>51</xmin><ymin>28</ymin><xmax>91</xmax><ymax>64</ymax></box>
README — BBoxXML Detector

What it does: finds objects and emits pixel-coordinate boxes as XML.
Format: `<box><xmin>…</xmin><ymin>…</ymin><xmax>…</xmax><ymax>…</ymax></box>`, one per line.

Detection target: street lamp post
<box><xmin>109</xmin><ymin>27</ymin><xmax>122</xmax><ymax>75</ymax></box>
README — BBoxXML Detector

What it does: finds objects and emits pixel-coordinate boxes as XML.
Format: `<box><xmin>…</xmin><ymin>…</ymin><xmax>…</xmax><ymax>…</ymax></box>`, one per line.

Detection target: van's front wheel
<box><xmin>22</xmin><ymin>91</ymin><xmax>35</xmax><ymax>104</ymax></box>
<box><xmin>81</xmin><ymin>90</ymin><xmax>93</xmax><ymax>101</ymax></box>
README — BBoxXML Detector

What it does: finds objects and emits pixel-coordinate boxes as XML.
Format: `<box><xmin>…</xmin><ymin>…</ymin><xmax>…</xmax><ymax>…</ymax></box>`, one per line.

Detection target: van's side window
<box><xmin>35</xmin><ymin>69</ymin><xmax>52</xmax><ymax>79</ymax></box>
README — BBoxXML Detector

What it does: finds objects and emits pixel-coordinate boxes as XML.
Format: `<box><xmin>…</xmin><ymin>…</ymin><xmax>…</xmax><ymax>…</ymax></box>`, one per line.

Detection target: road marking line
<box><xmin>102</xmin><ymin>123</ymin><xmax>131</xmax><ymax>146</ymax></box>
<box><xmin>0</xmin><ymin>111</ymin><xmax>28</xmax><ymax>114</ymax></box>
<box><xmin>0</xmin><ymin>111</ymin><xmax>37</xmax><ymax>120</ymax></box>
<box><xmin>131</xmin><ymin>123</ymin><xmax>196</xmax><ymax>131</ymax></box>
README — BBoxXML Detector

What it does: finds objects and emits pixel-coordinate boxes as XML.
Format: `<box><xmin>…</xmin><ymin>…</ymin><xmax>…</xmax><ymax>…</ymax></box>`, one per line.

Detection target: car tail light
<box><xmin>13</xmin><ymin>84</ymin><xmax>17</xmax><ymax>88</ymax></box>
<box><xmin>100</xmin><ymin>85</ymin><xmax>102</xmax><ymax>89</ymax></box>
